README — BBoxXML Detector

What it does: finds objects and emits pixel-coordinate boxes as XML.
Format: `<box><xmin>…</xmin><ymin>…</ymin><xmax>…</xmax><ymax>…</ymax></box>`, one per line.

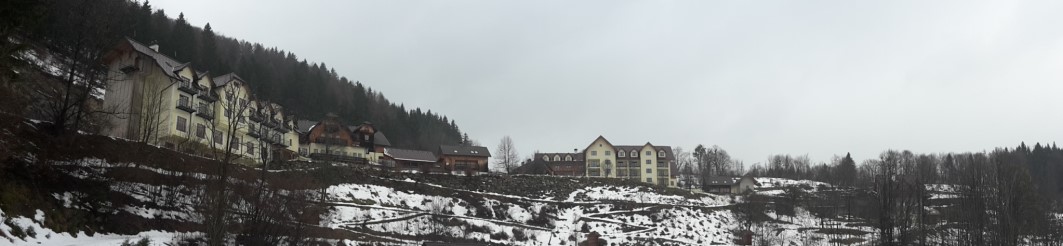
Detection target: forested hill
<box><xmin>20</xmin><ymin>0</ymin><xmax>463</xmax><ymax>150</ymax></box>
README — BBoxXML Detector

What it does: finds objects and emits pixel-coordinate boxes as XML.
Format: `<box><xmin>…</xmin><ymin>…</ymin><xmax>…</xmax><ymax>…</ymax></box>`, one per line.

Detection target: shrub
<box><xmin>3</xmin><ymin>219</ymin><xmax>25</xmax><ymax>239</ymax></box>
<box><xmin>512</xmin><ymin>228</ymin><xmax>528</xmax><ymax>241</ymax></box>
<box><xmin>25</xmin><ymin>226</ymin><xmax>36</xmax><ymax>238</ymax></box>
<box><xmin>490</xmin><ymin>232</ymin><xmax>509</xmax><ymax>240</ymax></box>
<box><xmin>119</xmin><ymin>238</ymin><xmax>151</xmax><ymax>246</ymax></box>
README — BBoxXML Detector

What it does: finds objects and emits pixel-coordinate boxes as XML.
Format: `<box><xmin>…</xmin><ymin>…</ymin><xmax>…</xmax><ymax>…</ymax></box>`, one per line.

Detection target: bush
<box><xmin>490</xmin><ymin>232</ymin><xmax>509</xmax><ymax>240</ymax></box>
<box><xmin>119</xmin><ymin>238</ymin><xmax>151</xmax><ymax>246</ymax></box>
<box><xmin>512</xmin><ymin>228</ymin><xmax>528</xmax><ymax>241</ymax></box>
<box><xmin>25</xmin><ymin>226</ymin><xmax>36</xmax><ymax>238</ymax></box>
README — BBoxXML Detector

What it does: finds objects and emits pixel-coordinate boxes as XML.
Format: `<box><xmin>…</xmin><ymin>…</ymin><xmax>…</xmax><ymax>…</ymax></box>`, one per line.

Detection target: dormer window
<box><xmin>553</xmin><ymin>155</ymin><xmax>561</xmax><ymax>161</ymax></box>
<box><xmin>618</xmin><ymin>151</ymin><xmax>625</xmax><ymax>157</ymax></box>
<box><xmin>659</xmin><ymin>150</ymin><xmax>666</xmax><ymax>157</ymax></box>
<box><xmin>565</xmin><ymin>155</ymin><xmax>572</xmax><ymax>161</ymax></box>
<box><xmin>542</xmin><ymin>155</ymin><xmax>549</xmax><ymax>161</ymax></box>
<box><xmin>631</xmin><ymin>151</ymin><xmax>638</xmax><ymax>157</ymax></box>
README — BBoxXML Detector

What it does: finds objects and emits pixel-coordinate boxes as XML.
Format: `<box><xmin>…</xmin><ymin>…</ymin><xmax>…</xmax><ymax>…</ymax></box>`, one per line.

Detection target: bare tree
<box><xmin>495</xmin><ymin>135</ymin><xmax>519</xmax><ymax>173</ymax></box>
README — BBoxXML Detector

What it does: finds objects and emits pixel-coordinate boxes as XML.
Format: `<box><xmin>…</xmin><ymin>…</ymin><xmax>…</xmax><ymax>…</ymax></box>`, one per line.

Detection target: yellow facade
<box><xmin>579</xmin><ymin>136</ymin><xmax>676</xmax><ymax>187</ymax></box>
<box><xmin>102</xmin><ymin>39</ymin><xmax>300</xmax><ymax>166</ymax></box>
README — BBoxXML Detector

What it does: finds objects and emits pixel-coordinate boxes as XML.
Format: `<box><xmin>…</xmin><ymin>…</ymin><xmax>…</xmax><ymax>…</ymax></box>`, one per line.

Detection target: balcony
<box><xmin>197</xmin><ymin>91</ymin><xmax>218</xmax><ymax>102</ymax></box>
<box><xmin>177</xmin><ymin>80</ymin><xmax>199</xmax><ymax>94</ymax></box>
<box><xmin>261</xmin><ymin>118</ymin><xmax>277</xmax><ymax>128</ymax></box>
<box><xmin>195</xmin><ymin>104</ymin><xmax>214</xmax><ymax>119</ymax></box>
<box><xmin>249</xmin><ymin>113</ymin><xmax>264</xmax><ymax>123</ymax></box>
<box><xmin>275</xmin><ymin>123</ymin><xmax>290</xmax><ymax>133</ymax></box>
<box><xmin>247</xmin><ymin>125</ymin><xmax>260</xmax><ymax>138</ymax></box>
<box><xmin>176</xmin><ymin>98</ymin><xmax>196</xmax><ymax>113</ymax></box>
<box><xmin>657</xmin><ymin>169</ymin><xmax>669</xmax><ymax>177</ymax></box>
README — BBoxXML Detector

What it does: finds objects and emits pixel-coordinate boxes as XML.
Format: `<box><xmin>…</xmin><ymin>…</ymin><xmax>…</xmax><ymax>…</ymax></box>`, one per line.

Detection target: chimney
<box><xmin>574</xmin><ymin>148</ymin><xmax>578</xmax><ymax>153</ymax></box>
<box><xmin>148</xmin><ymin>41</ymin><xmax>159</xmax><ymax>52</ymax></box>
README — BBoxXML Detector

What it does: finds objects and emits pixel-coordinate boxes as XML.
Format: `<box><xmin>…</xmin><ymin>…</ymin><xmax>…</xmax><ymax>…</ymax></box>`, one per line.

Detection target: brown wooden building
<box><xmin>438</xmin><ymin>145</ymin><xmax>491</xmax><ymax>175</ymax></box>
<box><xmin>382</xmin><ymin>147</ymin><xmax>443</xmax><ymax>173</ymax></box>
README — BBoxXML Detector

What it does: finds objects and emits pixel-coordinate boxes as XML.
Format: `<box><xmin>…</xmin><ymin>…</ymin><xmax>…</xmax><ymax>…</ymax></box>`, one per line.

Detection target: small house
<box><xmin>705</xmin><ymin>176</ymin><xmax>759</xmax><ymax>194</ymax></box>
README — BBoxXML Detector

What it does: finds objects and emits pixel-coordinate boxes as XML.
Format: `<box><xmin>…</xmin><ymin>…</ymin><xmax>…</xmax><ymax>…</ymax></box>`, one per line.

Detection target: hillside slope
<box><xmin>0</xmin><ymin>117</ymin><xmax>899</xmax><ymax>245</ymax></box>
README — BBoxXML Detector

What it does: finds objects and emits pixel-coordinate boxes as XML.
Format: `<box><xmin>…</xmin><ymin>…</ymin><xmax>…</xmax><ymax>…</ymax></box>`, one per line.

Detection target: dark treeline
<box><xmin>10</xmin><ymin>0</ymin><xmax>463</xmax><ymax>149</ymax></box>
<box><xmin>746</xmin><ymin>143</ymin><xmax>1063</xmax><ymax>245</ymax></box>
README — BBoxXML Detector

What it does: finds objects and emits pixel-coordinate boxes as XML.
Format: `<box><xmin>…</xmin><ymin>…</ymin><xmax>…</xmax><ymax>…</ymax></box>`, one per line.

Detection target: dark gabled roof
<box><xmin>373</xmin><ymin>131</ymin><xmax>391</xmax><ymax>146</ymax></box>
<box><xmin>384</xmin><ymin>148</ymin><xmax>437</xmax><ymax>163</ymax></box>
<box><xmin>535</xmin><ymin>152</ymin><xmax>584</xmax><ymax>162</ymax></box>
<box><xmin>122</xmin><ymin>38</ymin><xmax>185</xmax><ymax>79</ymax></box>
<box><xmin>613</xmin><ymin>145</ymin><xmax>675</xmax><ymax>160</ymax></box>
<box><xmin>297</xmin><ymin>120</ymin><xmax>318</xmax><ymax>133</ymax></box>
<box><xmin>439</xmin><ymin>145</ymin><xmax>491</xmax><ymax>157</ymax></box>
<box><xmin>213</xmin><ymin>72</ymin><xmax>246</xmax><ymax>87</ymax></box>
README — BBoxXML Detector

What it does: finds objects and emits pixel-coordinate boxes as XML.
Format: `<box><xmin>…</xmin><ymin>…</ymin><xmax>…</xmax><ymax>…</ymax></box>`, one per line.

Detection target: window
<box><xmin>565</xmin><ymin>155</ymin><xmax>572</xmax><ymax>161</ymax></box>
<box><xmin>247</xmin><ymin>142</ymin><xmax>255</xmax><ymax>155</ymax></box>
<box><xmin>605</xmin><ymin>151</ymin><xmax>611</xmax><ymax>156</ymax></box>
<box><xmin>604</xmin><ymin>160</ymin><xmax>612</xmax><ymax>167</ymax></box>
<box><xmin>591</xmin><ymin>151</ymin><xmax>597</xmax><ymax>156</ymax></box>
<box><xmin>179</xmin><ymin>95</ymin><xmax>190</xmax><ymax>106</ymax></box>
<box><xmin>645</xmin><ymin>151</ymin><xmax>652</xmax><ymax>156</ymax></box>
<box><xmin>225</xmin><ymin>108</ymin><xmax>232</xmax><ymax>118</ymax></box>
<box><xmin>646</xmin><ymin>178</ymin><xmax>653</xmax><ymax>183</ymax></box>
<box><xmin>646</xmin><ymin>160</ymin><xmax>652</xmax><ymax>165</ymax></box>
<box><xmin>617</xmin><ymin>161</ymin><xmax>626</xmax><ymax>167</ymax></box>
<box><xmin>214</xmin><ymin>131</ymin><xmax>223</xmax><ymax>144</ymax></box>
<box><xmin>239</xmin><ymin>99</ymin><xmax>248</xmax><ymax>107</ymax></box>
<box><xmin>631</xmin><ymin>151</ymin><xmax>638</xmax><ymax>157</ymax></box>
<box><xmin>196</xmin><ymin>124</ymin><xmax>206</xmax><ymax>139</ymax></box>
<box><xmin>618</xmin><ymin>151</ymin><xmax>625</xmax><ymax>157</ymax></box>
<box><xmin>659</xmin><ymin>150</ymin><xmax>666</xmax><ymax>157</ymax></box>
<box><xmin>646</xmin><ymin>168</ymin><xmax>652</xmax><ymax>173</ymax></box>
<box><xmin>177</xmin><ymin>116</ymin><xmax>187</xmax><ymax>132</ymax></box>
<box><xmin>588</xmin><ymin>169</ymin><xmax>600</xmax><ymax>177</ymax></box>
<box><xmin>553</xmin><ymin>155</ymin><xmax>561</xmax><ymax>161</ymax></box>
<box><xmin>588</xmin><ymin>159</ymin><xmax>600</xmax><ymax>167</ymax></box>
<box><xmin>542</xmin><ymin>155</ymin><xmax>549</xmax><ymax>161</ymax></box>
<box><xmin>300</xmin><ymin>148</ymin><xmax>308</xmax><ymax>156</ymax></box>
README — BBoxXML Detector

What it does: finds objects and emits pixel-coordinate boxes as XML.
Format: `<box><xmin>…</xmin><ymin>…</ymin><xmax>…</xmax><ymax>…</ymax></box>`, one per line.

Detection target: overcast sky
<box><xmin>151</xmin><ymin>0</ymin><xmax>1063</xmax><ymax>164</ymax></box>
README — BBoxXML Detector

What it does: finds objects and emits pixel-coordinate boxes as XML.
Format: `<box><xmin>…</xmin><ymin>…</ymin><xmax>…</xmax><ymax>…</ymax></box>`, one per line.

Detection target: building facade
<box><xmin>533</xmin><ymin>136</ymin><xmax>677</xmax><ymax>187</ymax></box>
<box><xmin>298</xmin><ymin>114</ymin><xmax>387</xmax><ymax>164</ymax></box>
<box><xmin>438</xmin><ymin>145</ymin><xmax>491</xmax><ymax>175</ymax></box>
<box><xmin>101</xmin><ymin>38</ymin><xmax>298</xmax><ymax>165</ymax></box>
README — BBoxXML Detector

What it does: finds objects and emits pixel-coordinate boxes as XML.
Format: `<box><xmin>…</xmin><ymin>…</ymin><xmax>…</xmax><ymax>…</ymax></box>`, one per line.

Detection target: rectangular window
<box><xmin>196</xmin><ymin>124</ymin><xmax>206</xmax><ymax>139</ymax></box>
<box><xmin>645</xmin><ymin>160</ymin><xmax>652</xmax><ymax>165</ymax></box>
<box><xmin>247</xmin><ymin>143</ymin><xmax>254</xmax><ymax>155</ymax></box>
<box><xmin>645</xmin><ymin>151</ymin><xmax>652</xmax><ymax>156</ymax></box>
<box><xmin>589</xmin><ymin>169</ymin><xmax>600</xmax><ymax>176</ymax></box>
<box><xmin>239</xmin><ymin>99</ymin><xmax>248</xmax><ymax>107</ymax></box>
<box><xmin>617</xmin><ymin>161</ymin><xmax>626</xmax><ymax>167</ymax></box>
<box><xmin>179</xmin><ymin>95</ymin><xmax>190</xmax><ymax>106</ymax></box>
<box><xmin>646</xmin><ymin>168</ymin><xmax>652</xmax><ymax>173</ymax></box>
<box><xmin>618</xmin><ymin>151</ymin><xmax>625</xmax><ymax>157</ymax></box>
<box><xmin>588</xmin><ymin>159</ymin><xmax>600</xmax><ymax>167</ymax></box>
<box><xmin>646</xmin><ymin>178</ymin><xmax>653</xmax><ymax>183</ymax></box>
<box><xmin>591</xmin><ymin>151</ymin><xmax>597</xmax><ymax>156</ymax></box>
<box><xmin>300</xmin><ymin>148</ymin><xmax>308</xmax><ymax>156</ymax></box>
<box><xmin>214</xmin><ymin>131</ymin><xmax>223</xmax><ymax>144</ymax></box>
<box><xmin>605</xmin><ymin>151</ymin><xmax>611</xmax><ymax>156</ymax></box>
<box><xmin>176</xmin><ymin>116</ymin><xmax>187</xmax><ymax>132</ymax></box>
